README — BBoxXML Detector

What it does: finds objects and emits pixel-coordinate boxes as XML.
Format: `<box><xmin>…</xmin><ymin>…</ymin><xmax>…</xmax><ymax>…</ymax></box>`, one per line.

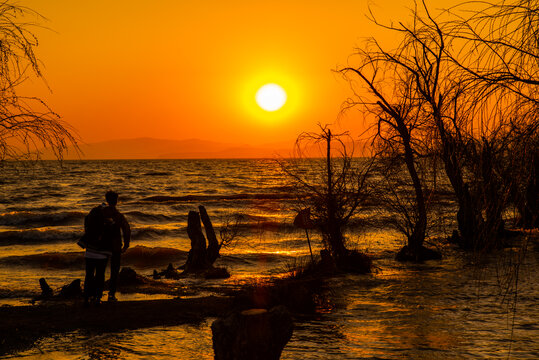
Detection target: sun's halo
<box><xmin>255</xmin><ymin>83</ymin><xmax>287</xmax><ymax>111</ymax></box>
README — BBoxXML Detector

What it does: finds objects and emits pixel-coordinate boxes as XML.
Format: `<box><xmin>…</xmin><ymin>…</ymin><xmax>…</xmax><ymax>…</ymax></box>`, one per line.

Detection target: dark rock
<box><xmin>211</xmin><ymin>306</ymin><xmax>293</xmax><ymax>360</ymax></box>
<box><xmin>59</xmin><ymin>279</ymin><xmax>82</xmax><ymax>298</ymax></box>
<box><xmin>118</xmin><ymin>267</ymin><xmax>146</xmax><ymax>286</ymax></box>
<box><xmin>395</xmin><ymin>245</ymin><xmax>442</xmax><ymax>262</ymax></box>
<box><xmin>204</xmin><ymin>267</ymin><xmax>230</xmax><ymax>279</ymax></box>
<box><xmin>152</xmin><ymin>269</ymin><xmax>161</xmax><ymax>279</ymax></box>
<box><xmin>39</xmin><ymin>278</ymin><xmax>53</xmax><ymax>297</ymax></box>
<box><xmin>339</xmin><ymin>250</ymin><xmax>372</xmax><ymax>274</ymax></box>
<box><xmin>163</xmin><ymin>263</ymin><xmax>181</xmax><ymax>280</ymax></box>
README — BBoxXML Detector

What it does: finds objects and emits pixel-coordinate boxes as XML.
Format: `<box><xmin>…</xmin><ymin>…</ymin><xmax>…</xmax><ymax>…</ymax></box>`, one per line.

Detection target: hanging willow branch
<box><xmin>0</xmin><ymin>1</ymin><xmax>77</xmax><ymax>162</ymax></box>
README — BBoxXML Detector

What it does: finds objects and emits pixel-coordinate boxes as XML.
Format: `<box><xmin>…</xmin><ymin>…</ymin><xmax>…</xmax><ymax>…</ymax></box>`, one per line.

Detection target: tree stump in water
<box><xmin>200</xmin><ymin>205</ymin><xmax>220</xmax><ymax>264</ymax></box>
<box><xmin>185</xmin><ymin>210</ymin><xmax>209</xmax><ymax>272</ymax></box>
<box><xmin>211</xmin><ymin>306</ymin><xmax>293</xmax><ymax>360</ymax></box>
<box><xmin>183</xmin><ymin>206</ymin><xmax>226</xmax><ymax>275</ymax></box>
<box><xmin>395</xmin><ymin>245</ymin><xmax>442</xmax><ymax>262</ymax></box>
<box><xmin>39</xmin><ymin>278</ymin><xmax>53</xmax><ymax>297</ymax></box>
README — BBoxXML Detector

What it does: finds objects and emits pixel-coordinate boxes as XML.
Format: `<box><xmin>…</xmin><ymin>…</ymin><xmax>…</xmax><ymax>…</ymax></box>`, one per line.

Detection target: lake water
<box><xmin>0</xmin><ymin>159</ymin><xmax>537</xmax><ymax>359</ymax></box>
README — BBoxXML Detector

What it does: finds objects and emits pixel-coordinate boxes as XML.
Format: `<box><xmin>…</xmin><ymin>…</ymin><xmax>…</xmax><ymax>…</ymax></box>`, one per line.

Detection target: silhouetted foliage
<box><xmin>449</xmin><ymin>0</ymin><xmax>539</xmax><ymax>231</ymax></box>
<box><xmin>218</xmin><ymin>214</ymin><xmax>244</xmax><ymax>250</ymax></box>
<box><xmin>446</xmin><ymin>0</ymin><xmax>539</xmax><ymax>244</ymax></box>
<box><xmin>510</xmin><ymin>123</ymin><xmax>539</xmax><ymax>228</ymax></box>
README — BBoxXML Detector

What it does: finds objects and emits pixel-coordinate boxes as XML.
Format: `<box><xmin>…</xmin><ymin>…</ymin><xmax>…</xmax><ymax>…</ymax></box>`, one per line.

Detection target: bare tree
<box><xmin>0</xmin><ymin>2</ymin><xmax>76</xmax><ymax>162</ymax></box>
<box><xmin>339</xmin><ymin>2</ymin><xmax>448</xmax><ymax>260</ymax></box>
<box><xmin>341</xmin><ymin>0</ymin><xmax>536</xmax><ymax>254</ymax></box>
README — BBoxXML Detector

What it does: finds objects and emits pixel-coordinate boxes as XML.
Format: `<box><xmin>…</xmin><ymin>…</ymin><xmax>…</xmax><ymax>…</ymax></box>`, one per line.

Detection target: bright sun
<box><xmin>255</xmin><ymin>83</ymin><xmax>287</xmax><ymax>111</ymax></box>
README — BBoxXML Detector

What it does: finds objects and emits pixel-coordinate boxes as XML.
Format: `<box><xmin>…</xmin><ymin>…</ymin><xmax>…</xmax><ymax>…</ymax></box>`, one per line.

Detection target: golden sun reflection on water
<box><xmin>15</xmin><ymin>322</ymin><xmax>215</xmax><ymax>360</ymax></box>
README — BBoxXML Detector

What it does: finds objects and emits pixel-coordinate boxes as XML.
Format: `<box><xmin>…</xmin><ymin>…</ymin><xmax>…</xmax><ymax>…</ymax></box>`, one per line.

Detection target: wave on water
<box><xmin>265</xmin><ymin>185</ymin><xmax>296</xmax><ymax>193</ymax></box>
<box><xmin>140</xmin><ymin>193</ymin><xmax>295</xmax><ymax>203</ymax></box>
<box><xmin>2</xmin><ymin>205</ymin><xmax>66</xmax><ymax>213</ymax></box>
<box><xmin>223</xmin><ymin>252</ymin><xmax>296</xmax><ymax>265</ymax></box>
<box><xmin>131</xmin><ymin>226</ymin><xmax>185</xmax><ymax>240</ymax></box>
<box><xmin>143</xmin><ymin>171</ymin><xmax>174</xmax><ymax>176</ymax></box>
<box><xmin>0</xmin><ymin>211</ymin><xmax>85</xmax><ymax>227</ymax></box>
<box><xmin>124</xmin><ymin>211</ymin><xmax>175</xmax><ymax>224</ymax></box>
<box><xmin>0</xmin><ymin>245</ymin><xmax>188</xmax><ymax>269</ymax></box>
<box><xmin>0</xmin><ymin>225</ymin><xmax>186</xmax><ymax>246</ymax></box>
<box><xmin>0</xmin><ymin>229</ymin><xmax>82</xmax><ymax>245</ymax></box>
<box><xmin>0</xmin><ymin>288</ymin><xmax>39</xmax><ymax>299</ymax></box>
<box><xmin>235</xmin><ymin>221</ymin><xmax>294</xmax><ymax>233</ymax></box>
<box><xmin>0</xmin><ymin>251</ymin><xmax>83</xmax><ymax>268</ymax></box>
<box><xmin>121</xmin><ymin>245</ymin><xmax>187</xmax><ymax>268</ymax></box>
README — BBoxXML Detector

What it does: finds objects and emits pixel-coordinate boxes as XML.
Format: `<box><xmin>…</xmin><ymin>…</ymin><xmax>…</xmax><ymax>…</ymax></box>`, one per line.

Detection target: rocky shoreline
<box><xmin>0</xmin><ymin>296</ymin><xmax>233</xmax><ymax>355</ymax></box>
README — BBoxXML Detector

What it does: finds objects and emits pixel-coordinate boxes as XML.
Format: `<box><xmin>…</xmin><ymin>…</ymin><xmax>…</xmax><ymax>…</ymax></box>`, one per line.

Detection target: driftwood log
<box><xmin>36</xmin><ymin>278</ymin><xmax>81</xmax><ymax>300</ymax></box>
<box><xmin>183</xmin><ymin>205</ymin><xmax>224</xmax><ymax>275</ymax></box>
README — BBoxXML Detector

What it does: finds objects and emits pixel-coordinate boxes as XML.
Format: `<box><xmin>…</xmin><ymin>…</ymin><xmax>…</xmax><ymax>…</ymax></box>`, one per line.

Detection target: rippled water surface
<box><xmin>1</xmin><ymin>160</ymin><xmax>537</xmax><ymax>359</ymax></box>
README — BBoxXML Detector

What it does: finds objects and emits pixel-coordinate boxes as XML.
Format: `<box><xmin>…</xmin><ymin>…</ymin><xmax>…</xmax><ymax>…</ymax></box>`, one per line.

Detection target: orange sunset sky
<box><xmin>22</xmin><ymin>0</ymin><xmax>460</xmax><ymax>152</ymax></box>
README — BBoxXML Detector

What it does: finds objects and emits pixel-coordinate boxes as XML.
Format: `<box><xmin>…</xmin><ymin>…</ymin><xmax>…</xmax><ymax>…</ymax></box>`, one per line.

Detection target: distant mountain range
<box><xmin>44</xmin><ymin>137</ymin><xmax>296</xmax><ymax>160</ymax></box>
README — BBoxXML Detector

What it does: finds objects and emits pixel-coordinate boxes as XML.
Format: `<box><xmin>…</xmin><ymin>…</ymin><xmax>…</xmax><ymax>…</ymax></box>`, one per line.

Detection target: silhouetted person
<box><xmin>83</xmin><ymin>202</ymin><xmax>110</xmax><ymax>306</ymax></box>
<box><xmin>102</xmin><ymin>190</ymin><xmax>130</xmax><ymax>302</ymax></box>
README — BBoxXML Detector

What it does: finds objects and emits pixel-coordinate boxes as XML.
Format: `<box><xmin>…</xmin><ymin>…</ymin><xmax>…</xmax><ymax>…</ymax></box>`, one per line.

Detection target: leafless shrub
<box><xmin>279</xmin><ymin>124</ymin><xmax>374</xmax><ymax>268</ymax></box>
<box><xmin>218</xmin><ymin>214</ymin><xmax>244</xmax><ymax>250</ymax></box>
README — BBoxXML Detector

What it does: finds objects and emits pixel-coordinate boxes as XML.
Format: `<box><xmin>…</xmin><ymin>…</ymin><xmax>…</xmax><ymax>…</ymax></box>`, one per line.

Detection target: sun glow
<box><xmin>255</xmin><ymin>83</ymin><xmax>287</xmax><ymax>111</ymax></box>
<box><xmin>237</xmin><ymin>71</ymin><xmax>302</xmax><ymax>128</ymax></box>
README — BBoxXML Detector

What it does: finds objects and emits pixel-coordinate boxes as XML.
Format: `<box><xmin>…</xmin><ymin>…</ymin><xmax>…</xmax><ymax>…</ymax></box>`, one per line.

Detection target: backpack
<box><xmin>101</xmin><ymin>215</ymin><xmax>120</xmax><ymax>247</ymax></box>
<box><xmin>77</xmin><ymin>204</ymin><xmax>106</xmax><ymax>250</ymax></box>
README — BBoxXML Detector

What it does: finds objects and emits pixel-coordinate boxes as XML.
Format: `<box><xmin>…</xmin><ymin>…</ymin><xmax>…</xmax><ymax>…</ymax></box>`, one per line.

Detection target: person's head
<box><xmin>105</xmin><ymin>190</ymin><xmax>119</xmax><ymax>206</ymax></box>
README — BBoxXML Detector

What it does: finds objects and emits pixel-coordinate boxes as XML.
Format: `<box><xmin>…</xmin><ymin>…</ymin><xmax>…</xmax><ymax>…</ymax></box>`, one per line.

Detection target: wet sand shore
<box><xmin>0</xmin><ymin>296</ymin><xmax>233</xmax><ymax>355</ymax></box>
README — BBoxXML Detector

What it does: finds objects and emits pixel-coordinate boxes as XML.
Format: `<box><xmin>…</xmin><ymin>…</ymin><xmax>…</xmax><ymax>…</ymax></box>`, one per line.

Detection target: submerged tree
<box><xmin>280</xmin><ymin>125</ymin><xmax>373</xmax><ymax>272</ymax></box>
<box><xmin>0</xmin><ymin>2</ymin><xmax>76</xmax><ymax>162</ymax></box>
<box><xmin>503</xmin><ymin>118</ymin><xmax>539</xmax><ymax>229</ymax></box>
